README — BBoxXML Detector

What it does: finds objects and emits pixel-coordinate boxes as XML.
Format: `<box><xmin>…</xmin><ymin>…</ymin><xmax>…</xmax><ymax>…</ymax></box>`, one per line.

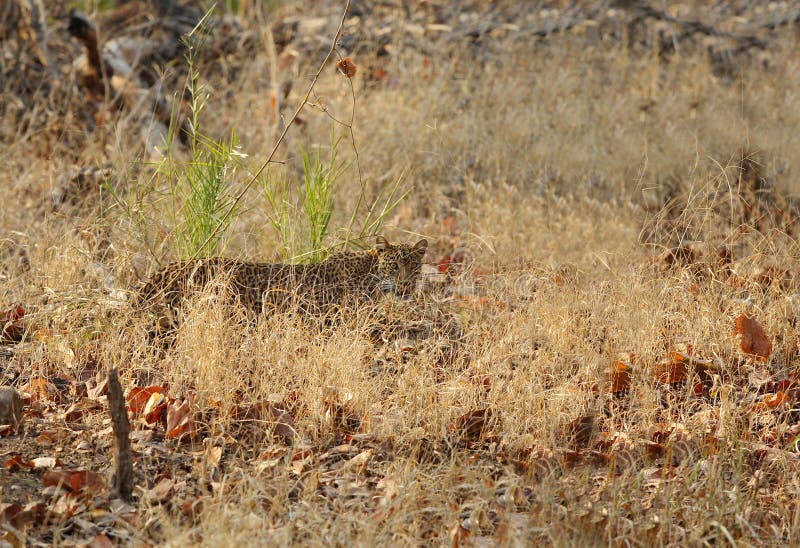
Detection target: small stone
<box><xmin>0</xmin><ymin>386</ymin><xmax>23</xmax><ymax>429</ymax></box>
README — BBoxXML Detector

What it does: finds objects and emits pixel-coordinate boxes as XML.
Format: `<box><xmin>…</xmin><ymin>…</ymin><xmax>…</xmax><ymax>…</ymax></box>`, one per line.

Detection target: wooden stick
<box><xmin>108</xmin><ymin>368</ymin><xmax>134</xmax><ymax>501</ymax></box>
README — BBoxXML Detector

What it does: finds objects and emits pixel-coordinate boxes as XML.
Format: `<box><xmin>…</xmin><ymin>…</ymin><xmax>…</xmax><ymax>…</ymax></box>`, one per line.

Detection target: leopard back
<box><xmin>135</xmin><ymin>236</ymin><xmax>428</xmax><ymax>319</ymax></box>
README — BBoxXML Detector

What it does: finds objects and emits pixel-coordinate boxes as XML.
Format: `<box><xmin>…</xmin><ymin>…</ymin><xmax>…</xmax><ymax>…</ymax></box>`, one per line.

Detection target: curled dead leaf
<box><xmin>143</xmin><ymin>391</ymin><xmax>168</xmax><ymax>424</ymax></box>
<box><xmin>765</xmin><ymin>391</ymin><xmax>787</xmax><ymax>409</ymax></box>
<box><xmin>733</xmin><ymin>313</ymin><xmax>772</xmax><ymax>362</ymax></box>
<box><xmin>127</xmin><ymin>385</ymin><xmax>167</xmax><ymax>415</ymax></box>
<box><xmin>336</xmin><ymin>57</ymin><xmax>357</xmax><ymax>78</ymax></box>
<box><xmin>166</xmin><ymin>394</ymin><xmax>195</xmax><ymax>440</ymax></box>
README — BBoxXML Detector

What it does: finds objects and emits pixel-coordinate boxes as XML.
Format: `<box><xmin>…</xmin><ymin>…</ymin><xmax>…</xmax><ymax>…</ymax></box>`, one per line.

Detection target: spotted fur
<box><xmin>136</xmin><ymin>236</ymin><xmax>428</xmax><ymax>321</ymax></box>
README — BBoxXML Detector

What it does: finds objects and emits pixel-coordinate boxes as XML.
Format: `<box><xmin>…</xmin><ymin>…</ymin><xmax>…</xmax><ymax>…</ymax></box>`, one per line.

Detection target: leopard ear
<box><xmin>376</xmin><ymin>236</ymin><xmax>390</xmax><ymax>250</ymax></box>
<box><xmin>413</xmin><ymin>239</ymin><xmax>428</xmax><ymax>255</ymax></box>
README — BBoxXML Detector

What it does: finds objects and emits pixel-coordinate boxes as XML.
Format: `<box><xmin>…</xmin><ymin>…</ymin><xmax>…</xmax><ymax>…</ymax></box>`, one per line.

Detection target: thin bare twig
<box><xmin>192</xmin><ymin>0</ymin><xmax>352</xmax><ymax>259</ymax></box>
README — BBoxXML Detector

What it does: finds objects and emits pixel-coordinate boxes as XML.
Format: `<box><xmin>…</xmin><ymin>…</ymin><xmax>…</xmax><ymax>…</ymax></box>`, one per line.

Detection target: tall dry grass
<box><xmin>2</xmin><ymin>2</ymin><xmax>800</xmax><ymax>545</ymax></box>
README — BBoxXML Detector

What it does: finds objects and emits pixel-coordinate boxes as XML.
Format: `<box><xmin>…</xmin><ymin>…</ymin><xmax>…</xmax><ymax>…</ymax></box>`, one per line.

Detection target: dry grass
<box><xmin>2</xmin><ymin>1</ymin><xmax>800</xmax><ymax>545</ymax></box>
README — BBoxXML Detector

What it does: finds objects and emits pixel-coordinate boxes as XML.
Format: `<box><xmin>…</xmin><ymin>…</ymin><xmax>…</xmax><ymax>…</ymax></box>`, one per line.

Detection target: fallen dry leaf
<box><xmin>0</xmin><ymin>503</ymin><xmax>22</xmax><ymax>525</ymax></box>
<box><xmin>734</xmin><ymin>313</ymin><xmax>772</xmax><ymax>362</ymax></box>
<box><xmin>0</xmin><ymin>305</ymin><xmax>25</xmax><ymax>343</ymax></box>
<box><xmin>145</xmin><ymin>478</ymin><xmax>174</xmax><ymax>504</ymax></box>
<box><xmin>558</xmin><ymin>414</ymin><xmax>595</xmax><ymax>450</ymax></box>
<box><xmin>127</xmin><ymin>385</ymin><xmax>167</xmax><ymax>415</ymax></box>
<box><xmin>166</xmin><ymin>394</ymin><xmax>195</xmax><ymax>439</ymax></box>
<box><xmin>42</xmin><ymin>469</ymin><xmax>104</xmax><ymax>495</ymax></box>
<box><xmin>143</xmin><ymin>391</ymin><xmax>168</xmax><ymax>424</ymax></box>
<box><xmin>88</xmin><ymin>533</ymin><xmax>114</xmax><ymax>548</ymax></box>
<box><xmin>31</xmin><ymin>456</ymin><xmax>60</xmax><ymax>469</ymax></box>
<box><xmin>449</xmin><ymin>408</ymin><xmax>493</xmax><ymax>444</ymax></box>
<box><xmin>764</xmin><ymin>391</ymin><xmax>787</xmax><ymax>409</ymax></box>
<box><xmin>20</xmin><ymin>378</ymin><xmax>60</xmax><ymax>403</ymax></box>
<box><xmin>607</xmin><ymin>360</ymin><xmax>632</xmax><ymax>393</ymax></box>
<box><xmin>3</xmin><ymin>454</ymin><xmax>33</xmax><ymax>471</ymax></box>
<box><xmin>653</xmin><ymin>361</ymin><xmax>688</xmax><ymax>384</ymax></box>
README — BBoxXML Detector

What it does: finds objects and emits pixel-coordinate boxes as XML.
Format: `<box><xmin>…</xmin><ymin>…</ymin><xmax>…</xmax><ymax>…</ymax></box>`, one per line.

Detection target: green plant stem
<box><xmin>191</xmin><ymin>0</ymin><xmax>353</xmax><ymax>259</ymax></box>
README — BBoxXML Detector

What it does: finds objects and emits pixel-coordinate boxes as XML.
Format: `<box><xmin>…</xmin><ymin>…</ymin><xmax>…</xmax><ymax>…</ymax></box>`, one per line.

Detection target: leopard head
<box><xmin>374</xmin><ymin>236</ymin><xmax>428</xmax><ymax>296</ymax></box>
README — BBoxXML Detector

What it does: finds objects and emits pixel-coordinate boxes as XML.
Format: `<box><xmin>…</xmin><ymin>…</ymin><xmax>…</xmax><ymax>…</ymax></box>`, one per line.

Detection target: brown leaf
<box><xmin>166</xmin><ymin>395</ymin><xmax>195</xmax><ymax>439</ymax></box>
<box><xmin>336</xmin><ymin>57</ymin><xmax>357</xmax><ymax>78</ymax></box>
<box><xmin>3</xmin><ymin>454</ymin><xmax>33</xmax><ymax>471</ymax></box>
<box><xmin>42</xmin><ymin>469</ymin><xmax>104</xmax><ymax>495</ymax></box>
<box><xmin>733</xmin><ymin>313</ymin><xmax>772</xmax><ymax>362</ymax></box>
<box><xmin>145</xmin><ymin>478</ymin><xmax>174</xmax><ymax>505</ymax></box>
<box><xmin>558</xmin><ymin>414</ymin><xmax>595</xmax><ymax>450</ymax></box>
<box><xmin>0</xmin><ymin>503</ymin><xmax>22</xmax><ymax>524</ymax></box>
<box><xmin>88</xmin><ymin>533</ymin><xmax>114</xmax><ymax>548</ymax></box>
<box><xmin>126</xmin><ymin>385</ymin><xmax>167</xmax><ymax>415</ymax></box>
<box><xmin>20</xmin><ymin>378</ymin><xmax>60</xmax><ymax>403</ymax></box>
<box><xmin>143</xmin><ymin>391</ymin><xmax>168</xmax><ymax>424</ymax></box>
<box><xmin>11</xmin><ymin>502</ymin><xmax>46</xmax><ymax>528</ymax></box>
<box><xmin>653</xmin><ymin>360</ymin><xmax>688</xmax><ymax>384</ymax></box>
<box><xmin>449</xmin><ymin>408</ymin><xmax>493</xmax><ymax>444</ymax></box>
<box><xmin>0</xmin><ymin>305</ymin><xmax>25</xmax><ymax>343</ymax></box>
<box><xmin>765</xmin><ymin>391</ymin><xmax>787</xmax><ymax>409</ymax></box>
<box><xmin>181</xmin><ymin>497</ymin><xmax>204</xmax><ymax>521</ymax></box>
<box><xmin>607</xmin><ymin>360</ymin><xmax>632</xmax><ymax>393</ymax></box>
<box><xmin>232</xmin><ymin>401</ymin><xmax>295</xmax><ymax>440</ymax></box>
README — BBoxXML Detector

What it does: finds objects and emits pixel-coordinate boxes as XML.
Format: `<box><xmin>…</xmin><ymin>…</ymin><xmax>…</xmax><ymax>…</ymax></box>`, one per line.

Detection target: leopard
<box><xmin>134</xmin><ymin>236</ymin><xmax>428</xmax><ymax>329</ymax></box>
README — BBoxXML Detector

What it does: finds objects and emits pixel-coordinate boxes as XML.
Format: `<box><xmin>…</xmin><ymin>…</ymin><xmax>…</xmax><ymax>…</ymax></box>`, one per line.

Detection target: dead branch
<box><xmin>108</xmin><ymin>367</ymin><xmax>135</xmax><ymax>501</ymax></box>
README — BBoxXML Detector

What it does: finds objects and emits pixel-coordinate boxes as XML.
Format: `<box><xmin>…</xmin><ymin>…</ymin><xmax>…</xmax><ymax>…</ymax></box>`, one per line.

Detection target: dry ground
<box><xmin>2</xmin><ymin>1</ymin><xmax>800</xmax><ymax>545</ymax></box>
